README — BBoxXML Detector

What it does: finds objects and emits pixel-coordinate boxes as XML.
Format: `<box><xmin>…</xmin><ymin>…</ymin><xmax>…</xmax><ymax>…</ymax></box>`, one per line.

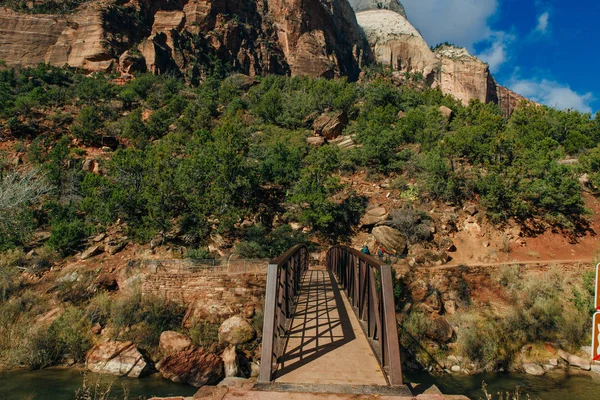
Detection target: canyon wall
<box><xmin>0</xmin><ymin>0</ymin><xmax>371</xmax><ymax>80</ymax></box>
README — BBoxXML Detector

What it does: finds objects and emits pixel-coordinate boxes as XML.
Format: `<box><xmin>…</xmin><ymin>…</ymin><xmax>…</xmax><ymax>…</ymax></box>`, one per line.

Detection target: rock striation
<box><xmin>0</xmin><ymin>0</ymin><xmax>371</xmax><ymax>81</ymax></box>
<box><xmin>86</xmin><ymin>341</ymin><xmax>151</xmax><ymax>378</ymax></box>
<box><xmin>0</xmin><ymin>1</ymin><xmax>530</xmax><ymax>115</ymax></box>
<box><xmin>158</xmin><ymin>347</ymin><xmax>224</xmax><ymax>387</ymax></box>
<box><xmin>348</xmin><ymin>0</ymin><xmax>407</xmax><ymax>18</ymax></box>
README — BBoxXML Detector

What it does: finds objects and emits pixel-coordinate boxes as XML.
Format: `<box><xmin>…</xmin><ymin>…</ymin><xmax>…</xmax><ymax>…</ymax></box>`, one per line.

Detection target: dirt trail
<box><xmin>421</xmin><ymin>258</ymin><xmax>594</xmax><ymax>271</ymax></box>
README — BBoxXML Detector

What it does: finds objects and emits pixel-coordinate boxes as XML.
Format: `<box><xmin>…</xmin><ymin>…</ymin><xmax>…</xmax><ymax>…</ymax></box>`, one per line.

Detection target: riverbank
<box><xmin>407</xmin><ymin>369</ymin><xmax>600</xmax><ymax>399</ymax></box>
<box><xmin>0</xmin><ymin>368</ymin><xmax>197</xmax><ymax>400</ymax></box>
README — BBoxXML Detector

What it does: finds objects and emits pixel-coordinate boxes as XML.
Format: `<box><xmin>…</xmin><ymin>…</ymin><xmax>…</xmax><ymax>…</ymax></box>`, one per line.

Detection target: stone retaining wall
<box><xmin>141</xmin><ymin>272</ymin><xmax>267</xmax><ymax>306</ymax></box>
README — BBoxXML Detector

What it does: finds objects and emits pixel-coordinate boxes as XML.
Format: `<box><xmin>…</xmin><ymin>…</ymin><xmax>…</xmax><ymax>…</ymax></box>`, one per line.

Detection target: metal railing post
<box><xmin>380</xmin><ymin>265</ymin><xmax>403</xmax><ymax>385</ymax></box>
<box><xmin>258</xmin><ymin>263</ymin><xmax>279</xmax><ymax>383</ymax></box>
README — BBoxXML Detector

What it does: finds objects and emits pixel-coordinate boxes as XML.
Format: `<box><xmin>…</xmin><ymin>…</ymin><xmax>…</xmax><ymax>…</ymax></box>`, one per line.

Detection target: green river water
<box><xmin>0</xmin><ymin>369</ymin><xmax>197</xmax><ymax>400</ymax></box>
<box><xmin>1</xmin><ymin>369</ymin><xmax>600</xmax><ymax>399</ymax></box>
<box><xmin>406</xmin><ymin>370</ymin><xmax>600</xmax><ymax>399</ymax></box>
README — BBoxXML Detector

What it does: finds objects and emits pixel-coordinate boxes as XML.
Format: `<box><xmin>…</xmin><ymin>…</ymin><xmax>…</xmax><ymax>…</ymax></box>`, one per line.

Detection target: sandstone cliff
<box><xmin>0</xmin><ymin>0</ymin><xmax>371</xmax><ymax>80</ymax></box>
<box><xmin>351</xmin><ymin>4</ymin><xmax>527</xmax><ymax>116</ymax></box>
<box><xmin>0</xmin><ymin>0</ymin><xmax>527</xmax><ymax>115</ymax></box>
<box><xmin>348</xmin><ymin>0</ymin><xmax>407</xmax><ymax>18</ymax></box>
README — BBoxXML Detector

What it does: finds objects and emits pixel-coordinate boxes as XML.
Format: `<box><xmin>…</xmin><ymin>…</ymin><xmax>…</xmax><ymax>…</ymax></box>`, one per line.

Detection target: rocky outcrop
<box><xmin>0</xmin><ymin>0</ymin><xmax>371</xmax><ymax>81</ymax></box>
<box><xmin>86</xmin><ymin>341</ymin><xmax>151</xmax><ymax>378</ymax></box>
<box><xmin>0</xmin><ymin>8</ymin><xmax>67</xmax><ymax>67</ymax></box>
<box><xmin>351</xmin><ymin>5</ymin><xmax>528</xmax><ymax>117</ymax></box>
<box><xmin>357</xmin><ymin>10</ymin><xmax>438</xmax><ymax>82</ymax></box>
<box><xmin>313</xmin><ymin>111</ymin><xmax>348</xmax><ymax>139</ymax></box>
<box><xmin>218</xmin><ymin>316</ymin><xmax>256</xmax><ymax>345</ymax></box>
<box><xmin>557</xmin><ymin>349</ymin><xmax>591</xmax><ymax>371</ymax></box>
<box><xmin>348</xmin><ymin>0</ymin><xmax>407</xmax><ymax>17</ymax></box>
<box><xmin>372</xmin><ymin>226</ymin><xmax>408</xmax><ymax>253</ymax></box>
<box><xmin>496</xmin><ymin>85</ymin><xmax>529</xmax><ymax>118</ymax></box>
<box><xmin>159</xmin><ymin>331</ymin><xmax>194</xmax><ymax>357</ymax></box>
<box><xmin>360</xmin><ymin>207</ymin><xmax>388</xmax><ymax>228</ymax></box>
<box><xmin>158</xmin><ymin>347</ymin><xmax>224</xmax><ymax>387</ymax></box>
<box><xmin>434</xmin><ymin>45</ymin><xmax>497</xmax><ymax>106</ymax></box>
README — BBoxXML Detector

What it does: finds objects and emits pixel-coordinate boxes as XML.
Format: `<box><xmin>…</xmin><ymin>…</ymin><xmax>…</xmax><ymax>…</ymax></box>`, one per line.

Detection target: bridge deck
<box><xmin>274</xmin><ymin>268</ymin><xmax>387</xmax><ymax>386</ymax></box>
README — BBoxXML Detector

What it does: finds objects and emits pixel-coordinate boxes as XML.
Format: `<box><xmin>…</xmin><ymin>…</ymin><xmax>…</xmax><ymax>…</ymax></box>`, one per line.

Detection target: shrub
<box><xmin>17</xmin><ymin>327</ymin><xmax>63</xmax><ymax>369</ymax></box>
<box><xmin>185</xmin><ymin>247</ymin><xmax>213</xmax><ymax>259</ymax></box>
<box><xmin>189</xmin><ymin>321</ymin><xmax>220</xmax><ymax>350</ymax></box>
<box><xmin>52</xmin><ymin>307</ymin><xmax>92</xmax><ymax>363</ymax></box>
<box><xmin>86</xmin><ymin>292</ymin><xmax>111</xmax><ymax>326</ymax></box>
<box><xmin>387</xmin><ymin>208</ymin><xmax>433</xmax><ymax>244</ymax></box>
<box><xmin>110</xmin><ymin>291</ymin><xmax>185</xmax><ymax>351</ymax></box>
<box><xmin>48</xmin><ymin>218</ymin><xmax>86</xmax><ymax>256</ymax></box>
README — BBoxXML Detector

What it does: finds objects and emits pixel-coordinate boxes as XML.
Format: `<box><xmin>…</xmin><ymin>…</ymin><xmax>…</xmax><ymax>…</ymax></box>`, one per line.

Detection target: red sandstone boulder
<box><xmin>218</xmin><ymin>316</ymin><xmax>256</xmax><ymax>345</ymax></box>
<box><xmin>158</xmin><ymin>348</ymin><xmax>224</xmax><ymax>387</ymax></box>
<box><xmin>558</xmin><ymin>349</ymin><xmax>591</xmax><ymax>371</ymax></box>
<box><xmin>313</xmin><ymin>111</ymin><xmax>348</xmax><ymax>139</ymax></box>
<box><xmin>159</xmin><ymin>331</ymin><xmax>193</xmax><ymax>357</ymax></box>
<box><xmin>86</xmin><ymin>341</ymin><xmax>150</xmax><ymax>378</ymax></box>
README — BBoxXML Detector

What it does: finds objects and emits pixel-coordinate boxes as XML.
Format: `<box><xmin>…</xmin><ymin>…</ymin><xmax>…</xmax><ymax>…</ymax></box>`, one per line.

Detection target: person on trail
<box><xmin>377</xmin><ymin>245</ymin><xmax>386</xmax><ymax>261</ymax></box>
<box><xmin>361</xmin><ymin>244</ymin><xmax>370</xmax><ymax>255</ymax></box>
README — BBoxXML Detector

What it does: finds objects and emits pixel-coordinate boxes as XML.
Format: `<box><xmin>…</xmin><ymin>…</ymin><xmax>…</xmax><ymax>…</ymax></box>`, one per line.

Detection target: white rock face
<box><xmin>356</xmin><ymin>10</ymin><xmax>438</xmax><ymax>79</ymax></box>
<box><xmin>348</xmin><ymin>0</ymin><xmax>407</xmax><ymax>18</ymax></box>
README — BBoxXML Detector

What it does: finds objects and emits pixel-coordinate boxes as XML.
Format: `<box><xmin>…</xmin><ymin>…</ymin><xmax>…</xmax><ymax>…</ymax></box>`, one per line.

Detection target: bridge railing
<box><xmin>258</xmin><ymin>243</ymin><xmax>308</xmax><ymax>383</ymax></box>
<box><xmin>326</xmin><ymin>245</ymin><xmax>403</xmax><ymax>386</ymax></box>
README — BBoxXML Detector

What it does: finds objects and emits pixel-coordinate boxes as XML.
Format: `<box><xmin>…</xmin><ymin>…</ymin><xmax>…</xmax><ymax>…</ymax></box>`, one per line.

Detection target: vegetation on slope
<box><xmin>1</xmin><ymin>63</ymin><xmax>599</xmax><ymax>372</ymax></box>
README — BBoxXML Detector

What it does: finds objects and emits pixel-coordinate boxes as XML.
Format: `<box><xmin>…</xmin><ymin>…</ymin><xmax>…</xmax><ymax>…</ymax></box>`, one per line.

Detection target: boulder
<box><xmin>463</xmin><ymin>204</ymin><xmax>478</xmax><ymax>216</ymax></box>
<box><xmin>306</xmin><ymin>136</ymin><xmax>326</xmax><ymax>146</ymax></box>
<box><xmin>439</xmin><ymin>106</ymin><xmax>453</xmax><ymax>121</ymax></box>
<box><xmin>330</xmin><ymin>135</ymin><xmax>356</xmax><ymax>149</ymax></box>
<box><xmin>86</xmin><ymin>341</ymin><xmax>150</xmax><ymax>378</ymax></box>
<box><xmin>372</xmin><ymin>226</ymin><xmax>408</xmax><ymax>254</ymax></box>
<box><xmin>57</xmin><ymin>271</ymin><xmax>79</xmax><ymax>283</ymax></box>
<box><xmin>106</xmin><ymin>240</ymin><xmax>126</xmax><ymax>255</ymax></box>
<box><xmin>443</xmin><ymin>300</ymin><xmax>457</xmax><ymax>315</ymax></box>
<box><xmin>158</xmin><ymin>348</ymin><xmax>223</xmax><ymax>387</ymax></box>
<box><xmin>313</xmin><ymin>111</ymin><xmax>348</xmax><ymax>139</ymax></box>
<box><xmin>426</xmin><ymin>316</ymin><xmax>454</xmax><ymax>343</ymax></box>
<box><xmin>81</xmin><ymin>245</ymin><xmax>103</xmax><ymax>260</ymax></box>
<box><xmin>523</xmin><ymin>363</ymin><xmax>545</xmax><ymax>376</ymax></box>
<box><xmin>360</xmin><ymin>207</ymin><xmax>388</xmax><ymax>228</ymax></box>
<box><xmin>218</xmin><ymin>316</ymin><xmax>256</xmax><ymax>345</ymax></box>
<box><xmin>557</xmin><ymin>349</ymin><xmax>591</xmax><ymax>371</ymax></box>
<box><xmin>222</xmin><ymin>345</ymin><xmax>239</xmax><ymax>378</ymax></box>
<box><xmin>159</xmin><ymin>331</ymin><xmax>193</xmax><ymax>357</ymax></box>
<box><xmin>91</xmin><ymin>323</ymin><xmax>102</xmax><ymax>335</ymax></box>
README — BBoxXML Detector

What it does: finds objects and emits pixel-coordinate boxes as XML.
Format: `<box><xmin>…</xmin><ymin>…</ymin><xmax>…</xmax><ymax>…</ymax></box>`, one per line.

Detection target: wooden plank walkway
<box><xmin>274</xmin><ymin>268</ymin><xmax>388</xmax><ymax>386</ymax></box>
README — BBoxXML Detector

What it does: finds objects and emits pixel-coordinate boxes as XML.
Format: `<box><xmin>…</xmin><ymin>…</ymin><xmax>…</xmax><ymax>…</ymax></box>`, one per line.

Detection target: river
<box><xmin>0</xmin><ymin>368</ymin><xmax>197</xmax><ymax>400</ymax></box>
<box><xmin>406</xmin><ymin>370</ymin><xmax>600</xmax><ymax>399</ymax></box>
<box><xmin>1</xmin><ymin>369</ymin><xmax>600</xmax><ymax>399</ymax></box>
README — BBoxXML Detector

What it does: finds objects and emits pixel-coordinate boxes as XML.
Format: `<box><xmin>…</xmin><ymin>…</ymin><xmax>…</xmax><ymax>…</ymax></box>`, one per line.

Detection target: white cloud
<box><xmin>401</xmin><ymin>0</ymin><xmax>498</xmax><ymax>50</ymax></box>
<box><xmin>534</xmin><ymin>12</ymin><xmax>550</xmax><ymax>34</ymax></box>
<box><xmin>509</xmin><ymin>78</ymin><xmax>594</xmax><ymax>113</ymax></box>
<box><xmin>478</xmin><ymin>31</ymin><xmax>515</xmax><ymax>73</ymax></box>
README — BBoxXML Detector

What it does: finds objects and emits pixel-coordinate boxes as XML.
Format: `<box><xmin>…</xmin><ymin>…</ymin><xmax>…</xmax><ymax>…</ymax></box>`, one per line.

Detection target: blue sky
<box><xmin>400</xmin><ymin>0</ymin><xmax>599</xmax><ymax>114</ymax></box>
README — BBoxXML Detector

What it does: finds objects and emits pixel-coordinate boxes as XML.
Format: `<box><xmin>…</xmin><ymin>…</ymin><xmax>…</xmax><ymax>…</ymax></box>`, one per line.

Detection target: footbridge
<box><xmin>257</xmin><ymin>244</ymin><xmax>410</xmax><ymax>395</ymax></box>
